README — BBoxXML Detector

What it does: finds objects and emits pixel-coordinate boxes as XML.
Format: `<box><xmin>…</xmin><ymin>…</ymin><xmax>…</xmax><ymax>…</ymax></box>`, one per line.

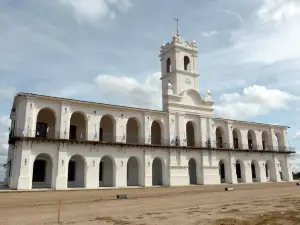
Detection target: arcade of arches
<box><xmin>31</xmin><ymin>153</ymin><xmax>290</xmax><ymax>189</ymax></box>
<box><xmin>34</xmin><ymin>111</ymin><xmax>165</xmax><ymax>145</ymax></box>
<box><xmin>34</xmin><ymin>108</ymin><xmax>286</xmax><ymax>152</ymax></box>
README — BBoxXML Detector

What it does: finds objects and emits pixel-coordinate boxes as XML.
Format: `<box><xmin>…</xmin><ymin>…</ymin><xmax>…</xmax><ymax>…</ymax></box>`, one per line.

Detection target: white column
<box><xmin>144</xmin><ymin>114</ymin><xmax>151</xmax><ymax>145</ymax></box>
<box><xmin>16</xmin><ymin>143</ymin><xmax>32</xmax><ymax>190</ymax></box>
<box><xmin>59</xmin><ymin>102</ymin><xmax>71</xmax><ymax>139</ymax></box>
<box><xmin>115</xmin><ymin>116</ymin><xmax>126</xmax><ymax>143</ymax></box>
<box><xmin>227</xmin><ymin>122</ymin><xmax>233</xmax><ymax>149</ymax></box>
<box><xmin>23</xmin><ymin>97</ymin><xmax>37</xmax><ymax>138</ymax></box>
<box><xmin>207</xmin><ymin>118</ymin><xmax>215</xmax><ymax>147</ymax></box>
<box><xmin>177</xmin><ymin>113</ymin><xmax>186</xmax><ymax>146</ymax></box>
<box><xmin>255</xmin><ymin>130</ymin><xmax>262</xmax><ymax>150</ymax></box>
<box><xmin>115</xmin><ymin>158</ymin><xmax>127</xmax><ymax>187</ymax></box>
<box><xmin>228</xmin><ymin>153</ymin><xmax>237</xmax><ymax>184</ymax></box>
<box><xmin>241</xmin><ymin>130</ymin><xmax>248</xmax><ymax>150</ymax></box>
<box><xmin>85</xmin><ymin>157</ymin><xmax>99</xmax><ymax>189</ymax></box>
<box><xmin>87</xmin><ymin>114</ymin><xmax>99</xmax><ymax>141</ymax></box>
<box><xmin>244</xmin><ymin>160</ymin><xmax>253</xmax><ymax>183</ymax></box>
<box><xmin>259</xmin><ymin>161</ymin><xmax>267</xmax><ymax>182</ymax></box>
<box><xmin>54</xmin><ymin>149</ymin><xmax>68</xmax><ymax>189</ymax></box>
<box><xmin>144</xmin><ymin>152</ymin><xmax>152</xmax><ymax>187</ymax></box>
<box><xmin>169</xmin><ymin>114</ymin><xmax>176</xmax><ymax>145</ymax></box>
<box><xmin>269</xmin><ymin>128</ymin><xmax>276</xmax><ymax>151</ymax></box>
<box><xmin>199</xmin><ymin>117</ymin><xmax>207</xmax><ymax>147</ymax></box>
<box><xmin>280</xmin><ymin>155</ymin><xmax>293</xmax><ymax>181</ymax></box>
<box><xmin>270</xmin><ymin>156</ymin><xmax>281</xmax><ymax>182</ymax></box>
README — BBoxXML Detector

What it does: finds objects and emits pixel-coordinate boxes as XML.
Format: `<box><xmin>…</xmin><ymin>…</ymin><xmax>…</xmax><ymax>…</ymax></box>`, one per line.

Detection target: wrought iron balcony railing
<box><xmin>8</xmin><ymin>128</ymin><xmax>296</xmax><ymax>153</ymax></box>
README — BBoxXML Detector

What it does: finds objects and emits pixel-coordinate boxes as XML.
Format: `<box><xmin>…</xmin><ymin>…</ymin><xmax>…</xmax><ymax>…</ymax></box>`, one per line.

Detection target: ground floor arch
<box><xmin>32</xmin><ymin>153</ymin><xmax>53</xmax><ymax>188</ymax></box>
<box><xmin>251</xmin><ymin>160</ymin><xmax>260</xmax><ymax>182</ymax></box>
<box><xmin>188</xmin><ymin>158</ymin><xmax>197</xmax><ymax>184</ymax></box>
<box><xmin>265</xmin><ymin>160</ymin><xmax>274</xmax><ymax>182</ymax></box>
<box><xmin>68</xmin><ymin>154</ymin><xmax>85</xmax><ymax>188</ymax></box>
<box><xmin>99</xmin><ymin>155</ymin><xmax>115</xmax><ymax>187</ymax></box>
<box><xmin>152</xmin><ymin>157</ymin><xmax>163</xmax><ymax>186</ymax></box>
<box><xmin>127</xmin><ymin>156</ymin><xmax>140</xmax><ymax>186</ymax></box>
<box><xmin>219</xmin><ymin>160</ymin><xmax>226</xmax><ymax>183</ymax></box>
<box><xmin>236</xmin><ymin>160</ymin><xmax>245</xmax><ymax>183</ymax></box>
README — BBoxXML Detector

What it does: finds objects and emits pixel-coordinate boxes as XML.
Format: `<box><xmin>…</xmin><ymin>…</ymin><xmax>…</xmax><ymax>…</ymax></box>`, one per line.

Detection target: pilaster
<box><xmin>280</xmin><ymin>155</ymin><xmax>293</xmax><ymax>181</ymax></box>
<box><xmin>115</xmin><ymin>116</ymin><xmax>126</xmax><ymax>143</ymax></box>
<box><xmin>54</xmin><ymin>148</ymin><xmax>68</xmax><ymax>189</ymax></box>
<box><xmin>144</xmin><ymin>152</ymin><xmax>152</xmax><ymax>187</ymax></box>
<box><xmin>84</xmin><ymin>157</ymin><xmax>99</xmax><ymax>189</ymax></box>
<box><xmin>207</xmin><ymin>118</ymin><xmax>215</xmax><ymax>147</ymax></box>
<box><xmin>268</xmin><ymin>155</ymin><xmax>280</xmax><ymax>182</ymax></box>
<box><xmin>255</xmin><ymin>130</ymin><xmax>262</xmax><ymax>150</ymax></box>
<box><xmin>16</xmin><ymin>143</ymin><xmax>32</xmax><ymax>189</ymax></box>
<box><xmin>115</xmin><ymin>158</ymin><xmax>127</xmax><ymax>188</ymax></box>
<box><xmin>177</xmin><ymin>113</ymin><xmax>186</xmax><ymax>146</ymax></box>
<box><xmin>244</xmin><ymin>160</ymin><xmax>253</xmax><ymax>183</ymax></box>
<box><xmin>258</xmin><ymin>161</ymin><xmax>267</xmax><ymax>182</ymax></box>
<box><xmin>87</xmin><ymin>113</ymin><xmax>99</xmax><ymax>141</ymax></box>
<box><xmin>227</xmin><ymin>122</ymin><xmax>233</xmax><ymax>149</ymax></box>
<box><xmin>269</xmin><ymin>128</ymin><xmax>276</xmax><ymax>151</ymax></box>
<box><xmin>199</xmin><ymin>117</ymin><xmax>207</xmax><ymax>147</ymax></box>
<box><xmin>228</xmin><ymin>152</ymin><xmax>237</xmax><ymax>184</ymax></box>
<box><xmin>24</xmin><ymin>97</ymin><xmax>37</xmax><ymax>137</ymax></box>
<box><xmin>59</xmin><ymin>102</ymin><xmax>71</xmax><ymax>139</ymax></box>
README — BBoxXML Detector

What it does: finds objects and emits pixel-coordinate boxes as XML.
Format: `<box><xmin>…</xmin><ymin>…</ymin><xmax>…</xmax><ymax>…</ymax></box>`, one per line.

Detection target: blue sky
<box><xmin>0</xmin><ymin>0</ymin><xmax>300</xmax><ymax>180</ymax></box>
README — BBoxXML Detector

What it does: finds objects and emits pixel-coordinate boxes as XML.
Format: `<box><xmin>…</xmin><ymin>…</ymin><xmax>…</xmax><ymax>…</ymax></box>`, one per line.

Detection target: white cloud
<box><xmin>291</xmin><ymin>153</ymin><xmax>300</xmax><ymax>172</ymax></box>
<box><xmin>292</xmin><ymin>131</ymin><xmax>300</xmax><ymax>140</ymax></box>
<box><xmin>215</xmin><ymin>85</ymin><xmax>298</xmax><ymax>120</ymax></box>
<box><xmin>57</xmin><ymin>0</ymin><xmax>133</xmax><ymax>22</ymax></box>
<box><xmin>217</xmin><ymin>8</ymin><xmax>244</xmax><ymax>25</ymax></box>
<box><xmin>257</xmin><ymin>0</ymin><xmax>300</xmax><ymax>24</ymax></box>
<box><xmin>94</xmin><ymin>72</ymin><xmax>162</xmax><ymax>109</ymax></box>
<box><xmin>202</xmin><ymin>30</ymin><xmax>218</xmax><ymax>38</ymax></box>
<box><xmin>231</xmin><ymin>0</ymin><xmax>300</xmax><ymax>65</ymax></box>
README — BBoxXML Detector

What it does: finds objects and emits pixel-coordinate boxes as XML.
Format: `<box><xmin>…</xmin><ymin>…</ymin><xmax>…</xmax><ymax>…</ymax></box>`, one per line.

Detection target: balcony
<box><xmin>9</xmin><ymin>128</ymin><xmax>296</xmax><ymax>154</ymax></box>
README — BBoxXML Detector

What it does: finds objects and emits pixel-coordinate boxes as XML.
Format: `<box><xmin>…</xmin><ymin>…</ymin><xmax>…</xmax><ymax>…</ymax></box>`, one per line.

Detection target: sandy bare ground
<box><xmin>0</xmin><ymin>182</ymin><xmax>300</xmax><ymax>225</ymax></box>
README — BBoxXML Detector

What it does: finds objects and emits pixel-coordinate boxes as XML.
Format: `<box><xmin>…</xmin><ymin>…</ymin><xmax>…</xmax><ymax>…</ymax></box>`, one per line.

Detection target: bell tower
<box><xmin>160</xmin><ymin>19</ymin><xmax>201</xmax><ymax>111</ymax></box>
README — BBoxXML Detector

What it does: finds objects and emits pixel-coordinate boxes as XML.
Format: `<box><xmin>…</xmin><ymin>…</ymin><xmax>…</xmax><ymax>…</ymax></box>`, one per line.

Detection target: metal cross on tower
<box><xmin>174</xmin><ymin>18</ymin><xmax>180</xmax><ymax>37</ymax></box>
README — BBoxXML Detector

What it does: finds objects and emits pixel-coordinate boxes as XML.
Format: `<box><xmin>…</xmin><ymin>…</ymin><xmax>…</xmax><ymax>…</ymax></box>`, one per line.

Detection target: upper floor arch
<box><xmin>35</xmin><ymin>107</ymin><xmax>56</xmax><ymax>139</ymax></box>
<box><xmin>184</xmin><ymin>56</ymin><xmax>191</xmax><ymax>71</ymax></box>
<box><xmin>166</xmin><ymin>58</ymin><xmax>171</xmax><ymax>73</ymax></box>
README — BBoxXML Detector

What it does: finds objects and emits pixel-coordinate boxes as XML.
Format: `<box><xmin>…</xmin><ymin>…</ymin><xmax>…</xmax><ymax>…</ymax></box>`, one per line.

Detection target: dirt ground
<box><xmin>0</xmin><ymin>182</ymin><xmax>300</xmax><ymax>225</ymax></box>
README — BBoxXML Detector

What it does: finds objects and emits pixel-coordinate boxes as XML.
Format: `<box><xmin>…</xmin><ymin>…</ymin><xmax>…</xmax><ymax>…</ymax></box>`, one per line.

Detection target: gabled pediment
<box><xmin>180</xmin><ymin>89</ymin><xmax>205</xmax><ymax>106</ymax></box>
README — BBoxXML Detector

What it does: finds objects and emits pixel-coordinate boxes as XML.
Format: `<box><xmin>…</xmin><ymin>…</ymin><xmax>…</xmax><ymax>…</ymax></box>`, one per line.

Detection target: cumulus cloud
<box><xmin>231</xmin><ymin>0</ymin><xmax>300</xmax><ymax>65</ymax></box>
<box><xmin>94</xmin><ymin>72</ymin><xmax>162</xmax><ymax>109</ymax></box>
<box><xmin>57</xmin><ymin>0</ymin><xmax>133</xmax><ymax>22</ymax></box>
<box><xmin>291</xmin><ymin>153</ymin><xmax>300</xmax><ymax>172</ymax></box>
<box><xmin>214</xmin><ymin>85</ymin><xmax>298</xmax><ymax>120</ymax></box>
<box><xmin>292</xmin><ymin>131</ymin><xmax>300</xmax><ymax>140</ymax></box>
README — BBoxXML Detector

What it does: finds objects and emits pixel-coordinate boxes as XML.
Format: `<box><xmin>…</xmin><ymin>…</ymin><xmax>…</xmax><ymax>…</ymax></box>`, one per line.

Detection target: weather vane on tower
<box><xmin>174</xmin><ymin>18</ymin><xmax>180</xmax><ymax>37</ymax></box>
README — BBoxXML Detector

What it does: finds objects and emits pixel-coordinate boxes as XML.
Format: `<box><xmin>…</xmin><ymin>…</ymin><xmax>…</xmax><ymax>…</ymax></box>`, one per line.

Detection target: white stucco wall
<box><xmin>7</xmin><ymin>140</ymin><xmax>293</xmax><ymax>190</ymax></box>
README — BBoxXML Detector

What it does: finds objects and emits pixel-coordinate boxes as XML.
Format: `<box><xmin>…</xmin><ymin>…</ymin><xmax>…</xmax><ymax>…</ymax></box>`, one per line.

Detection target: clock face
<box><xmin>185</xmin><ymin>78</ymin><xmax>191</xmax><ymax>85</ymax></box>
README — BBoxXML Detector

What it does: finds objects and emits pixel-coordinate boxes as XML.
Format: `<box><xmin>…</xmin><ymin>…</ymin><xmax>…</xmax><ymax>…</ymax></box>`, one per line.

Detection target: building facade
<box><xmin>4</xmin><ymin>33</ymin><xmax>295</xmax><ymax>190</ymax></box>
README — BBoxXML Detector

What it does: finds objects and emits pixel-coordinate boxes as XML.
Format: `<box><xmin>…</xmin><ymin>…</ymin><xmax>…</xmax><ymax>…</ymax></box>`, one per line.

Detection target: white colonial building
<box><xmin>4</xmin><ymin>31</ymin><xmax>295</xmax><ymax>190</ymax></box>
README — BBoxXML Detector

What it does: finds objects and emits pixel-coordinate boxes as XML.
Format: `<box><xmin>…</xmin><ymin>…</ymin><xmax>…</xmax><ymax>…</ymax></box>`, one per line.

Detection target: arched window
<box><xmin>184</xmin><ymin>56</ymin><xmax>190</xmax><ymax>71</ymax></box>
<box><xmin>166</xmin><ymin>58</ymin><xmax>171</xmax><ymax>73</ymax></box>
